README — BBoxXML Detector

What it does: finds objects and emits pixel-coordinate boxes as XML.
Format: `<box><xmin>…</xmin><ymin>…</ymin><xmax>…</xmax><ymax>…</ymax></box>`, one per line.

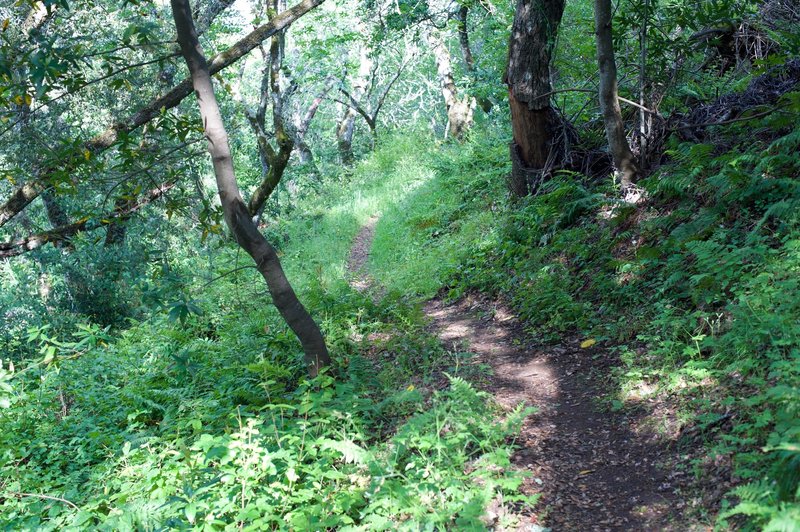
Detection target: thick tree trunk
<box><xmin>427</xmin><ymin>29</ymin><xmax>473</xmax><ymax>140</ymax></box>
<box><xmin>595</xmin><ymin>0</ymin><xmax>639</xmax><ymax>187</ymax></box>
<box><xmin>505</xmin><ymin>0</ymin><xmax>566</xmax><ymax>196</ymax></box>
<box><xmin>171</xmin><ymin>0</ymin><xmax>330</xmax><ymax>377</ymax></box>
<box><xmin>0</xmin><ymin>0</ymin><xmax>326</xmax><ymax>229</ymax></box>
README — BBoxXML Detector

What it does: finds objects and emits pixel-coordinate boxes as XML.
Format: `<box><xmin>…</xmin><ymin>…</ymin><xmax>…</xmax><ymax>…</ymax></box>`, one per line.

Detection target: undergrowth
<box><xmin>0</xmin><ymin>133</ymin><xmax>534</xmax><ymax>530</ymax></box>
<box><xmin>368</xmin><ymin>109</ymin><xmax>800</xmax><ymax>528</ymax></box>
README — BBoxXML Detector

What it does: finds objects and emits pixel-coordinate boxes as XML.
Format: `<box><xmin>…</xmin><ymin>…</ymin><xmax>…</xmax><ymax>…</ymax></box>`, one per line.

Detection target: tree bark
<box><xmin>294</xmin><ymin>80</ymin><xmax>334</xmax><ymax>166</ymax></box>
<box><xmin>455</xmin><ymin>6</ymin><xmax>474</xmax><ymax>71</ymax></box>
<box><xmin>427</xmin><ymin>28</ymin><xmax>473</xmax><ymax>140</ymax></box>
<box><xmin>171</xmin><ymin>0</ymin><xmax>330</xmax><ymax>377</ymax></box>
<box><xmin>595</xmin><ymin>0</ymin><xmax>639</xmax><ymax>187</ymax></box>
<box><xmin>0</xmin><ymin>0</ymin><xmax>326</xmax><ymax>229</ymax></box>
<box><xmin>244</xmin><ymin>5</ymin><xmax>295</xmax><ymax>219</ymax></box>
<box><xmin>505</xmin><ymin>0</ymin><xmax>566</xmax><ymax>196</ymax></box>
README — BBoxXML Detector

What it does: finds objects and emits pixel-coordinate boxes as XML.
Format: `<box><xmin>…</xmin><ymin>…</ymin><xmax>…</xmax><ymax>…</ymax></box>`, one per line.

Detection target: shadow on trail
<box><xmin>425</xmin><ymin>297</ymin><xmax>688</xmax><ymax>531</ymax></box>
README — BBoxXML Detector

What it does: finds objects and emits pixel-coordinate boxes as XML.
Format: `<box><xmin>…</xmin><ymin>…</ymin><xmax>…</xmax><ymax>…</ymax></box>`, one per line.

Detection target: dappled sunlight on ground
<box><xmin>424</xmin><ymin>294</ymin><xmax>698</xmax><ymax>531</ymax></box>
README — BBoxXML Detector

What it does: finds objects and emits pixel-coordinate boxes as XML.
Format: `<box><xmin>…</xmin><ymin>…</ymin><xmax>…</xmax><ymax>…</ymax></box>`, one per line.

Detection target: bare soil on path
<box><xmin>347</xmin><ymin>221</ymin><xmax>698</xmax><ymax>531</ymax></box>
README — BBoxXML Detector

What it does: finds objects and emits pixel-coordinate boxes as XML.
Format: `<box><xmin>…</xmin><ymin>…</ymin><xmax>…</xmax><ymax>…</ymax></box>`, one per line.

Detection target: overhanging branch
<box><xmin>0</xmin><ymin>0</ymin><xmax>327</xmax><ymax>229</ymax></box>
<box><xmin>0</xmin><ymin>182</ymin><xmax>176</xmax><ymax>259</ymax></box>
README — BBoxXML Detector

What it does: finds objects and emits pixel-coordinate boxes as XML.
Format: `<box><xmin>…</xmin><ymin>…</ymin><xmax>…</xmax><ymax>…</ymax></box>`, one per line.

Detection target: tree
<box><xmin>336</xmin><ymin>42</ymin><xmax>373</xmax><ymax>165</ymax></box>
<box><xmin>505</xmin><ymin>0</ymin><xmax>566</xmax><ymax>196</ymax></box>
<box><xmin>595</xmin><ymin>0</ymin><xmax>639</xmax><ymax>187</ymax></box>
<box><xmin>454</xmin><ymin>3</ymin><xmax>492</xmax><ymax>113</ymax></box>
<box><xmin>335</xmin><ymin>47</ymin><xmax>411</xmax><ymax>147</ymax></box>
<box><xmin>171</xmin><ymin>0</ymin><xmax>330</xmax><ymax>377</ymax></box>
<box><xmin>239</xmin><ymin>3</ymin><xmax>335</xmax><ymax>217</ymax></box>
<box><xmin>426</xmin><ymin>26</ymin><xmax>474</xmax><ymax>140</ymax></box>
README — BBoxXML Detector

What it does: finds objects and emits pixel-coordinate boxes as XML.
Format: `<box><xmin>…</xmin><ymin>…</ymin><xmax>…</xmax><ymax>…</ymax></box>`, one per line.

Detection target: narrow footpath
<box><xmin>348</xmin><ymin>220</ymin><xmax>694</xmax><ymax>531</ymax></box>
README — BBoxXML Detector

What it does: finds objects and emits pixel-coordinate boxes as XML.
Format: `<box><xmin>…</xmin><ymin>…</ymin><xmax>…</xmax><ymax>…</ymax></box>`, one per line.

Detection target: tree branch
<box><xmin>0</xmin><ymin>0</ymin><xmax>327</xmax><ymax>229</ymax></box>
<box><xmin>0</xmin><ymin>182</ymin><xmax>175</xmax><ymax>259</ymax></box>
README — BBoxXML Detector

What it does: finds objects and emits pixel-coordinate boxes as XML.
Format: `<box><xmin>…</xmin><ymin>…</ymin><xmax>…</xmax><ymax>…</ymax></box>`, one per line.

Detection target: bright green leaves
<box><xmin>167</xmin><ymin>297</ymin><xmax>203</xmax><ymax>325</ymax></box>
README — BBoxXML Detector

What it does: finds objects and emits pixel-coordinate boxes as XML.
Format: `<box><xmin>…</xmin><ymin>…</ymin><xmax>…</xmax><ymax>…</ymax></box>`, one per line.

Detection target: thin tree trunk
<box><xmin>103</xmin><ymin>197</ymin><xmax>130</xmax><ymax>246</ymax></box>
<box><xmin>294</xmin><ymin>80</ymin><xmax>334</xmax><ymax>167</ymax></box>
<box><xmin>455</xmin><ymin>6</ymin><xmax>474</xmax><ymax>71</ymax></box>
<box><xmin>595</xmin><ymin>0</ymin><xmax>639</xmax><ymax>187</ymax></box>
<box><xmin>638</xmin><ymin>0</ymin><xmax>650</xmax><ymax>170</ymax></box>
<box><xmin>336</xmin><ymin>107</ymin><xmax>358</xmax><ymax>165</ymax></box>
<box><xmin>171</xmin><ymin>0</ymin><xmax>330</xmax><ymax>377</ymax></box>
<box><xmin>454</xmin><ymin>6</ymin><xmax>493</xmax><ymax>114</ymax></box>
<box><xmin>242</xmin><ymin>2</ymin><xmax>297</xmax><ymax>219</ymax></box>
<box><xmin>505</xmin><ymin>0</ymin><xmax>566</xmax><ymax>196</ymax></box>
<box><xmin>336</xmin><ymin>45</ymin><xmax>372</xmax><ymax>165</ymax></box>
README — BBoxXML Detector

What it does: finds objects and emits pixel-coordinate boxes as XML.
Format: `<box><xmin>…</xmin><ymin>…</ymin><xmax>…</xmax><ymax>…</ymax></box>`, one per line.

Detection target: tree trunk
<box><xmin>595</xmin><ymin>0</ymin><xmax>639</xmax><ymax>187</ymax></box>
<box><xmin>103</xmin><ymin>197</ymin><xmax>130</xmax><ymax>246</ymax></box>
<box><xmin>454</xmin><ymin>5</ymin><xmax>493</xmax><ymax>114</ymax></box>
<box><xmin>244</xmin><ymin>5</ymin><xmax>295</xmax><ymax>219</ymax></box>
<box><xmin>505</xmin><ymin>0</ymin><xmax>566</xmax><ymax>196</ymax></box>
<box><xmin>427</xmin><ymin>28</ymin><xmax>473</xmax><ymax>140</ymax></box>
<box><xmin>294</xmin><ymin>81</ymin><xmax>333</xmax><ymax>168</ymax></box>
<box><xmin>171</xmin><ymin>0</ymin><xmax>330</xmax><ymax>377</ymax></box>
<box><xmin>336</xmin><ymin>45</ymin><xmax>372</xmax><ymax>165</ymax></box>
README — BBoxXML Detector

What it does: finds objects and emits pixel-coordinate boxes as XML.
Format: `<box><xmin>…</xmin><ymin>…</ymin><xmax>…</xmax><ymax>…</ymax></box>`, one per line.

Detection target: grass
<box><xmin>0</xmin><ymin>130</ymin><xmax>535</xmax><ymax>530</ymax></box>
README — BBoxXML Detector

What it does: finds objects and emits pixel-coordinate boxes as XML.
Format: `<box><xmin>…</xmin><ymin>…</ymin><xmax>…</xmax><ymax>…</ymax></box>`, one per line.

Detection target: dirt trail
<box><xmin>347</xmin><ymin>215</ymin><xmax>379</xmax><ymax>293</ymax></box>
<box><xmin>348</xmin><ymin>221</ymin><xmax>691</xmax><ymax>531</ymax></box>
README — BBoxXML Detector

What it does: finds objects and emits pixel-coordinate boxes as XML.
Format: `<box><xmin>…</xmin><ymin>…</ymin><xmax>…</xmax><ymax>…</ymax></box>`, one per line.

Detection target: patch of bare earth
<box><xmin>347</xmin><ymin>220</ymin><xmax>702</xmax><ymax>531</ymax></box>
<box><xmin>347</xmin><ymin>215</ymin><xmax>379</xmax><ymax>293</ymax></box>
<box><xmin>425</xmin><ymin>295</ymin><xmax>703</xmax><ymax>531</ymax></box>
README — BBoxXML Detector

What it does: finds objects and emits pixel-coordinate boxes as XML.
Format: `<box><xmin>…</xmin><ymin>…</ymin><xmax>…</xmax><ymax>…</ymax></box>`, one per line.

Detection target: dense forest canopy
<box><xmin>1</xmin><ymin>0</ymin><xmax>799</xmax><ymax>529</ymax></box>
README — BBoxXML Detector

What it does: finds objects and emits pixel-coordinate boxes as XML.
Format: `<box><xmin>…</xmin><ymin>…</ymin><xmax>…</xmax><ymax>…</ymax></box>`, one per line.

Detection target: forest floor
<box><xmin>348</xmin><ymin>220</ymin><xmax>701</xmax><ymax>531</ymax></box>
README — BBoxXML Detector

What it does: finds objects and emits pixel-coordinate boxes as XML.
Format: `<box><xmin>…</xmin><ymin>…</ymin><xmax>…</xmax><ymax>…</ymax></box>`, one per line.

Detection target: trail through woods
<box><xmin>347</xmin><ymin>219</ymin><xmax>697</xmax><ymax>531</ymax></box>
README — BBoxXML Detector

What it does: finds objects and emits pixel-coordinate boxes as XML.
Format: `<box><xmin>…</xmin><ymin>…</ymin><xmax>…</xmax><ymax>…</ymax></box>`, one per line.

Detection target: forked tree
<box><xmin>170</xmin><ymin>0</ymin><xmax>330</xmax><ymax>377</ymax></box>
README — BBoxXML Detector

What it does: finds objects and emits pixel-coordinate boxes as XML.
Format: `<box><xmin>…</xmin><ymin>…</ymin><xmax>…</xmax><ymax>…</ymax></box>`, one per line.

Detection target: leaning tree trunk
<box><xmin>505</xmin><ymin>0</ymin><xmax>566</xmax><ymax>196</ymax></box>
<box><xmin>293</xmin><ymin>79</ymin><xmax>335</xmax><ymax>168</ymax></box>
<box><xmin>171</xmin><ymin>0</ymin><xmax>330</xmax><ymax>377</ymax></box>
<box><xmin>595</xmin><ymin>0</ymin><xmax>639</xmax><ymax>187</ymax></box>
<box><xmin>427</xmin><ymin>28</ymin><xmax>473</xmax><ymax>140</ymax></box>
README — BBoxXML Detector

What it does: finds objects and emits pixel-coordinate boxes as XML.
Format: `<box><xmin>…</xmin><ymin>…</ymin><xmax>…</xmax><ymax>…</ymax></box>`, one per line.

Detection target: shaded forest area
<box><xmin>1</xmin><ymin>0</ymin><xmax>799</xmax><ymax>529</ymax></box>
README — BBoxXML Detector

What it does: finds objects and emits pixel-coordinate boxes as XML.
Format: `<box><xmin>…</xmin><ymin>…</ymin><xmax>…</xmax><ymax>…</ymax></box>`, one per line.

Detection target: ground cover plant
<box><xmin>2</xmin><ymin>0</ymin><xmax>799</xmax><ymax>528</ymax></box>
